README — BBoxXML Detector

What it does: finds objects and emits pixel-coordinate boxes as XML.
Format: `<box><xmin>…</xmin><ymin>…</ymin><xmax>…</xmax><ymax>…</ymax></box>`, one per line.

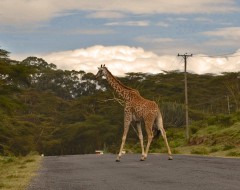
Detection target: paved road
<box><xmin>28</xmin><ymin>154</ymin><xmax>240</xmax><ymax>190</ymax></box>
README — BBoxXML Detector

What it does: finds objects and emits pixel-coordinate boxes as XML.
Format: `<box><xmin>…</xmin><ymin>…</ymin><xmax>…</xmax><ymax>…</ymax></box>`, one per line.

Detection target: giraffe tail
<box><xmin>154</xmin><ymin>129</ymin><xmax>161</xmax><ymax>139</ymax></box>
<box><xmin>154</xmin><ymin>110</ymin><xmax>164</xmax><ymax>139</ymax></box>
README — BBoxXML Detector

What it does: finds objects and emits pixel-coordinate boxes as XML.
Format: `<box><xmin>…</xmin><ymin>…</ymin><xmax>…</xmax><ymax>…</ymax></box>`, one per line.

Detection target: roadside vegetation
<box><xmin>125</xmin><ymin>119</ymin><xmax>240</xmax><ymax>158</ymax></box>
<box><xmin>0</xmin><ymin>154</ymin><xmax>42</xmax><ymax>190</ymax></box>
<box><xmin>0</xmin><ymin>48</ymin><xmax>239</xmax><ymax>159</ymax></box>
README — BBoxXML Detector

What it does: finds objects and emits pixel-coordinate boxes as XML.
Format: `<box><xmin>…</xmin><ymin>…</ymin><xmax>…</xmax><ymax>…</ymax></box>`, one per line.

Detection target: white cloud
<box><xmin>156</xmin><ymin>22</ymin><xmax>169</xmax><ymax>27</ymax></box>
<box><xmin>1</xmin><ymin>0</ymin><xmax>239</xmax><ymax>25</ymax></box>
<box><xmin>0</xmin><ymin>0</ymin><xmax>57</xmax><ymax>25</ymax></box>
<box><xmin>135</xmin><ymin>36</ymin><xmax>176</xmax><ymax>43</ymax></box>
<box><xmin>170</xmin><ymin>17</ymin><xmax>189</xmax><ymax>22</ymax></box>
<box><xmin>86</xmin><ymin>11</ymin><xmax>125</xmax><ymax>19</ymax></box>
<box><xmin>188</xmin><ymin>53</ymin><xmax>240</xmax><ymax>74</ymax></box>
<box><xmin>134</xmin><ymin>36</ymin><xmax>193</xmax><ymax>55</ymax></box>
<box><xmin>193</xmin><ymin>17</ymin><xmax>213</xmax><ymax>23</ymax></box>
<box><xmin>41</xmin><ymin>45</ymin><xmax>240</xmax><ymax>76</ymax></box>
<box><xmin>66</xmin><ymin>29</ymin><xmax>115</xmax><ymax>35</ymax></box>
<box><xmin>203</xmin><ymin>27</ymin><xmax>240</xmax><ymax>40</ymax></box>
<box><xmin>202</xmin><ymin>27</ymin><xmax>240</xmax><ymax>48</ymax></box>
<box><xmin>105</xmin><ymin>21</ymin><xmax>150</xmax><ymax>27</ymax></box>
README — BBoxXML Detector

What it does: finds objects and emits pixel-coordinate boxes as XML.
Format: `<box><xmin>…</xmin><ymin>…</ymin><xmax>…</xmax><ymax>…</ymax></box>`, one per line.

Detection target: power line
<box><xmin>189</xmin><ymin>96</ymin><xmax>227</xmax><ymax>108</ymax></box>
<box><xmin>169</xmin><ymin>56</ymin><xmax>183</xmax><ymax>69</ymax></box>
<box><xmin>194</xmin><ymin>53</ymin><xmax>240</xmax><ymax>58</ymax></box>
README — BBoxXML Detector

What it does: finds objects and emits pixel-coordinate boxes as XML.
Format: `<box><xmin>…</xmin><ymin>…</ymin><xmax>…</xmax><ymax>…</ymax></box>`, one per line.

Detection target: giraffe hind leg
<box><xmin>157</xmin><ymin>112</ymin><xmax>173</xmax><ymax>160</ymax></box>
<box><xmin>137</xmin><ymin>123</ymin><xmax>145</xmax><ymax>161</ymax></box>
<box><xmin>160</xmin><ymin>127</ymin><xmax>173</xmax><ymax>160</ymax></box>
<box><xmin>159</xmin><ymin>124</ymin><xmax>173</xmax><ymax>159</ymax></box>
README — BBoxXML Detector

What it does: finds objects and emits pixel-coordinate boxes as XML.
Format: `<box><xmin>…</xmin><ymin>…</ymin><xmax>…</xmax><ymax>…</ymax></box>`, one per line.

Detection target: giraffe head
<box><xmin>95</xmin><ymin>64</ymin><xmax>107</xmax><ymax>79</ymax></box>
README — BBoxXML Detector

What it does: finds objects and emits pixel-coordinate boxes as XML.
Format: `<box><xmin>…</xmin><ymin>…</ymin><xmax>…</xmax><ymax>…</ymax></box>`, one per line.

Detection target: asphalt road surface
<box><xmin>28</xmin><ymin>154</ymin><xmax>240</xmax><ymax>190</ymax></box>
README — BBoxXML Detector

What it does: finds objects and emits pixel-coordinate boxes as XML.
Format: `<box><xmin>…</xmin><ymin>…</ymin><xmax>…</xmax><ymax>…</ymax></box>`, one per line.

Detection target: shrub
<box><xmin>160</xmin><ymin>102</ymin><xmax>185</xmax><ymax>128</ymax></box>
<box><xmin>190</xmin><ymin>126</ymin><xmax>199</xmax><ymax>135</ymax></box>
<box><xmin>191</xmin><ymin>147</ymin><xmax>209</xmax><ymax>155</ymax></box>
<box><xmin>222</xmin><ymin>144</ymin><xmax>235</xmax><ymax>151</ymax></box>
<box><xmin>172</xmin><ymin>149</ymin><xmax>180</xmax><ymax>154</ymax></box>
<box><xmin>210</xmin><ymin>146</ymin><xmax>221</xmax><ymax>153</ymax></box>
<box><xmin>207</xmin><ymin>114</ymin><xmax>234</xmax><ymax>127</ymax></box>
<box><xmin>0</xmin><ymin>156</ymin><xmax>16</xmax><ymax>164</ymax></box>
<box><xmin>226</xmin><ymin>151</ymin><xmax>240</xmax><ymax>157</ymax></box>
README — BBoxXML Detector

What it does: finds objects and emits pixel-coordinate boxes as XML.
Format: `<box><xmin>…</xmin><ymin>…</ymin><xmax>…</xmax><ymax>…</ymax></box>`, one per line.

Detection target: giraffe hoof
<box><xmin>140</xmin><ymin>158</ymin><xmax>145</xmax><ymax>161</ymax></box>
<box><xmin>168</xmin><ymin>156</ymin><xmax>173</xmax><ymax>160</ymax></box>
<box><xmin>116</xmin><ymin>159</ymin><xmax>120</xmax><ymax>162</ymax></box>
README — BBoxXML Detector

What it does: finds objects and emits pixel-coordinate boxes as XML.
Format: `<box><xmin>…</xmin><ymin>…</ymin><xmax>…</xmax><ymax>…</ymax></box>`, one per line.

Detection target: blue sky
<box><xmin>1</xmin><ymin>0</ymin><xmax>240</xmax><ymax>74</ymax></box>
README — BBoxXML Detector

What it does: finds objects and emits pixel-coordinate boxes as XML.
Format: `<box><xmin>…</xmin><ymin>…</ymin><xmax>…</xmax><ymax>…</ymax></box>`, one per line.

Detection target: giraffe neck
<box><xmin>104</xmin><ymin>68</ymin><xmax>134</xmax><ymax>100</ymax></box>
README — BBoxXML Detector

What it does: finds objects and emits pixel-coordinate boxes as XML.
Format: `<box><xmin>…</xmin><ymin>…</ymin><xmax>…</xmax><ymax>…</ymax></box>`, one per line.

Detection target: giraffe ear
<box><xmin>100</xmin><ymin>64</ymin><xmax>102</xmax><ymax>68</ymax></box>
<box><xmin>103</xmin><ymin>64</ymin><xmax>105</xmax><ymax>67</ymax></box>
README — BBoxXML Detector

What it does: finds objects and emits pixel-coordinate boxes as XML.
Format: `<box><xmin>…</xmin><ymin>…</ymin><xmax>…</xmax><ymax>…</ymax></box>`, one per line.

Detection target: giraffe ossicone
<box><xmin>95</xmin><ymin>65</ymin><xmax>173</xmax><ymax>161</ymax></box>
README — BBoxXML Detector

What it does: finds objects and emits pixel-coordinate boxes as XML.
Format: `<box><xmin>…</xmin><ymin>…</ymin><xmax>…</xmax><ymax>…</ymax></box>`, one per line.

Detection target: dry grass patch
<box><xmin>0</xmin><ymin>154</ymin><xmax>42</xmax><ymax>190</ymax></box>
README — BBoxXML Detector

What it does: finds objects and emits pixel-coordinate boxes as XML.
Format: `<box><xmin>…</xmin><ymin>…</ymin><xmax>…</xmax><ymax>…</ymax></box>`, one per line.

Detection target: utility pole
<box><xmin>178</xmin><ymin>53</ymin><xmax>192</xmax><ymax>141</ymax></box>
<box><xmin>227</xmin><ymin>95</ymin><xmax>230</xmax><ymax>114</ymax></box>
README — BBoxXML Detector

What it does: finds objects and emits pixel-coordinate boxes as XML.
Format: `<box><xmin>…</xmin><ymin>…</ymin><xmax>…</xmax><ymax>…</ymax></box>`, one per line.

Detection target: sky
<box><xmin>1</xmin><ymin>0</ymin><xmax>240</xmax><ymax>75</ymax></box>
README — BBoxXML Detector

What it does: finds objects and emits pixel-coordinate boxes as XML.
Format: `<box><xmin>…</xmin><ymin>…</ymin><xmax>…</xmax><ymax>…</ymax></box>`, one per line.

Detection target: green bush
<box><xmin>207</xmin><ymin>114</ymin><xmax>235</xmax><ymax>127</ymax></box>
<box><xmin>191</xmin><ymin>147</ymin><xmax>209</xmax><ymax>155</ymax></box>
<box><xmin>160</xmin><ymin>102</ymin><xmax>185</xmax><ymax>128</ymax></box>
<box><xmin>226</xmin><ymin>151</ymin><xmax>240</xmax><ymax>157</ymax></box>
<box><xmin>190</xmin><ymin>126</ymin><xmax>199</xmax><ymax>135</ymax></box>
<box><xmin>0</xmin><ymin>156</ymin><xmax>16</xmax><ymax>164</ymax></box>
<box><xmin>222</xmin><ymin>144</ymin><xmax>235</xmax><ymax>151</ymax></box>
<box><xmin>172</xmin><ymin>149</ymin><xmax>180</xmax><ymax>154</ymax></box>
<box><xmin>210</xmin><ymin>146</ymin><xmax>221</xmax><ymax>153</ymax></box>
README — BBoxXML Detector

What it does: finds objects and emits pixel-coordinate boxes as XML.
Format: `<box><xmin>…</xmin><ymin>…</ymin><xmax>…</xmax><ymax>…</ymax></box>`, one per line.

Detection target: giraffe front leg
<box><xmin>116</xmin><ymin>111</ymin><xmax>131</xmax><ymax>162</ymax></box>
<box><xmin>144</xmin><ymin>125</ymin><xmax>153</xmax><ymax>160</ymax></box>
<box><xmin>144</xmin><ymin>135</ymin><xmax>153</xmax><ymax>160</ymax></box>
<box><xmin>137</xmin><ymin>123</ymin><xmax>145</xmax><ymax>161</ymax></box>
<box><xmin>116</xmin><ymin>135</ymin><xmax>128</xmax><ymax>162</ymax></box>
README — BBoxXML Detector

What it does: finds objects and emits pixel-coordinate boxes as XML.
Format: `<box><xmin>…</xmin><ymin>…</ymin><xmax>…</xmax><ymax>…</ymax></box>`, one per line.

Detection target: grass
<box><xmin>226</xmin><ymin>150</ymin><xmax>240</xmax><ymax>157</ymax></box>
<box><xmin>171</xmin><ymin>122</ymin><xmax>240</xmax><ymax>158</ymax></box>
<box><xmin>190</xmin><ymin>147</ymin><xmax>209</xmax><ymax>155</ymax></box>
<box><xmin>0</xmin><ymin>154</ymin><xmax>42</xmax><ymax>190</ymax></box>
<box><xmin>125</xmin><ymin>122</ymin><xmax>240</xmax><ymax>158</ymax></box>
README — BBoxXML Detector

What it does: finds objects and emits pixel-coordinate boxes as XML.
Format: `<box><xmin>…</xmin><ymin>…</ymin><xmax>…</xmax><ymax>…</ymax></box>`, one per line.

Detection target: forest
<box><xmin>0</xmin><ymin>48</ymin><xmax>240</xmax><ymax>156</ymax></box>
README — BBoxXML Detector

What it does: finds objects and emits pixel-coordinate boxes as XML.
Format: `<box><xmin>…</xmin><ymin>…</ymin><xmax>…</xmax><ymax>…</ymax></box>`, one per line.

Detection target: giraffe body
<box><xmin>96</xmin><ymin>65</ymin><xmax>172</xmax><ymax>161</ymax></box>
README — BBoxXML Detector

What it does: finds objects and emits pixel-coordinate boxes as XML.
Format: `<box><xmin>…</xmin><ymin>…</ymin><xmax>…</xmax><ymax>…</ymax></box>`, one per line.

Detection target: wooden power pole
<box><xmin>178</xmin><ymin>53</ymin><xmax>192</xmax><ymax>141</ymax></box>
<box><xmin>227</xmin><ymin>95</ymin><xmax>230</xmax><ymax>114</ymax></box>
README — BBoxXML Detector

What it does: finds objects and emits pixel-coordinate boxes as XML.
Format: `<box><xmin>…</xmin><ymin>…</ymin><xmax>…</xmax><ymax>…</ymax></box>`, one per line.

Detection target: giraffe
<box><xmin>95</xmin><ymin>65</ymin><xmax>173</xmax><ymax>161</ymax></box>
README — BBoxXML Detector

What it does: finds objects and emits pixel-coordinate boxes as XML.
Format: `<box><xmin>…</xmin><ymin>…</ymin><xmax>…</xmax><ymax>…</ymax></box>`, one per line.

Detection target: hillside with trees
<box><xmin>0</xmin><ymin>48</ymin><xmax>239</xmax><ymax>157</ymax></box>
